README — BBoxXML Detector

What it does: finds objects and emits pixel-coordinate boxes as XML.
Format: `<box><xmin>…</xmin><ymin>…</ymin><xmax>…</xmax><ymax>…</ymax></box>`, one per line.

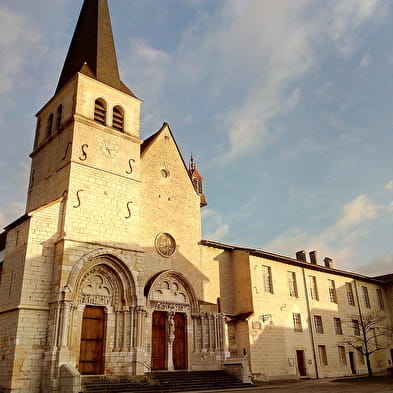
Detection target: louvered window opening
<box><xmin>112</xmin><ymin>107</ymin><xmax>124</xmax><ymax>131</ymax></box>
<box><xmin>94</xmin><ymin>100</ymin><xmax>106</xmax><ymax>125</ymax></box>
<box><xmin>47</xmin><ymin>114</ymin><xmax>54</xmax><ymax>137</ymax></box>
<box><xmin>56</xmin><ymin>105</ymin><xmax>63</xmax><ymax>130</ymax></box>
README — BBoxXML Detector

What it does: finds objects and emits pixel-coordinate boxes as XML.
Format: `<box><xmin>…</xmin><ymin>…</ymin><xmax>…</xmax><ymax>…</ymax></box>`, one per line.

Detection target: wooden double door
<box><xmin>151</xmin><ymin>311</ymin><xmax>187</xmax><ymax>370</ymax></box>
<box><xmin>79</xmin><ymin>306</ymin><xmax>105</xmax><ymax>375</ymax></box>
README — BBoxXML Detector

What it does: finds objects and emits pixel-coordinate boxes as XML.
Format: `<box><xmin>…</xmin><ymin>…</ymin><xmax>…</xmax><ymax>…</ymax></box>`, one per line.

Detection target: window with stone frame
<box><xmin>309</xmin><ymin>275</ymin><xmax>319</xmax><ymax>301</ymax></box>
<box><xmin>345</xmin><ymin>282</ymin><xmax>355</xmax><ymax>306</ymax></box>
<box><xmin>262</xmin><ymin>265</ymin><xmax>273</xmax><ymax>293</ymax></box>
<box><xmin>328</xmin><ymin>279</ymin><xmax>337</xmax><ymax>303</ymax></box>
<box><xmin>338</xmin><ymin>346</ymin><xmax>347</xmax><ymax>365</ymax></box>
<box><xmin>334</xmin><ymin>317</ymin><xmax>343</xmax><ymax>335</ymax></box>
<box><xmin>293</xmin><ymin>313</ymin><xmax>302</xmax><ymax>332</ymax></box>
<box><xmin>352</xmin><ymin>319</ymin><xmax>360</xmax><ymax>336</ymax></box>
<box><xmin>376</xmin><ymin>288</ymin><xmax>385</xmax><ymax>310</ymax></box>
<box><xmin>356</xmin><ymin>347</ymin><xmax>365</xmax><ymax>365</ymax></box>
<box><xmin>287</xmin><ymin>271</ymin><xmax>298</xmax><ymax>298</ymax></box>
<box><xmin>314</xmin><ymin>315</ymin><xmax>324</xmax><ymax>334</ymax></box>
<box><xmin>318</xmin><ymin>345</ymin><xmax>328</xmax><ymax>366</ymax></box>
<box><xmin>362</xmin><ymin>286</ymin><xmax>370</xmax><ymax>308</ymax></box>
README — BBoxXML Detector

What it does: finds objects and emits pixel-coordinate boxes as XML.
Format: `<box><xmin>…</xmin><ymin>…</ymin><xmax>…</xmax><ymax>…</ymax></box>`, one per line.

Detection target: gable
<box><xmin>141</xmin><ymin>123</ymin><xmax>196</xmax><ymax>194</ymax></box>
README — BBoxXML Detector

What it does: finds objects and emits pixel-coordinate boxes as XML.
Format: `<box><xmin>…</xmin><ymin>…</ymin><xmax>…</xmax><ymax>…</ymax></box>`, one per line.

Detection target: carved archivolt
<box><xmin>146</xmin><ymin>271</ymin><xmax>198</xmax><ymax>313</ymax></box>
<box><xmin>68</xmin><ymin>252</ymin><xmax>137</xmax><ymax>309</ymax></box>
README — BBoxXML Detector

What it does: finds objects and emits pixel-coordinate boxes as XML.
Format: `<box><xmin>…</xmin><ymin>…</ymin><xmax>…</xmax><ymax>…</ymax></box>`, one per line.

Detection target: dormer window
<box><xmin>47</xmin><ymin>114</ymin><xmax>54</xmax><ymax>137</ymax></box>
<box><xmin>56</xmin><ymin>104</ymin><xmax>63</xmax><ymax>130</ymax></box>
<box><xmin>112</xmin><ymin>105</ymin><xmax>124</xmax><ymax>131</ymax></box>
<box><xmin>94</xmin><ymin>98</ymin><xmax>106</xmax><ymax>125</ymax></box>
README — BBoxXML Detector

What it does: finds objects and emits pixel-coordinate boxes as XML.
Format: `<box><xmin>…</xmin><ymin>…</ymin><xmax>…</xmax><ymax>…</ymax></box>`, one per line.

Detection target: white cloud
<box><xmin>328</xmin><ymin>0</ymin><xmax>386</xmax><ymax>57</ymax></box>
<box><xmin>0</xmin><ymin>6</ymin><xmax>43</xmax><ymax>96</ymax></box>
<box><xmin>287</xmin><ymin>88</ymin><xmax>301</xmax><ymax>110</ymax></box>
<box><xmin>357</xmin><ymin>52</ymin><xmax>372</xmax><ymax>71</ymax></box>
<box><xmin>263</xmin><ymin>193</ymin><xmax>380</xmax><ymax>270</ymax></box>
<box><xmin>358</xmin><ymin>253</ymin><xmax>393</xmax><ymax>276</ymax></box>
<box><xmin>335</xmin><ymin>194</ymin><xmax>379</xmax><ymax>231</ymax></box>
<box><xmin>123</xmin><ymin>38</ymin><xmax>170</xmax><ymax>97</ymax></box>
<box><xmin>384</xmin><ymin>180</ymin><xmax>393</xmax><ymax>190</ymax></box>
<box><xmin>202</xmin><ymin>208</ymin><xmax>230</xmax><ymax>241</ymax></box>
<box><xmin>171</xmin><ymin>0</ymin><xmax>385</xmax><ymax>160</ymax></box>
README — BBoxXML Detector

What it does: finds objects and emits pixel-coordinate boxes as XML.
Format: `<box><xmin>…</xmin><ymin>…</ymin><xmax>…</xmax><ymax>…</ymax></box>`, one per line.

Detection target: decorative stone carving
<box><xmin>155</xmin><ymin>233</ymin><xmax>176</xmax><ymax>257</ymax></box>
<box><xmin>148</xmin><ymin>274</ymin><xmax>190</xmax><ymax>311</ymax></box>
<box><xmin>77</xmin><ymin>265</ymin><xmax>120</xmax><ymax>307</ymax></box>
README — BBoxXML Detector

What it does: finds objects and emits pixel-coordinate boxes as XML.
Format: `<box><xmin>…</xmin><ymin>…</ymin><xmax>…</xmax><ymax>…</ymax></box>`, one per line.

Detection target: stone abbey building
<box><xmin>0</xmin><ymin>1</ymin><xmax>392</xmax><ymax>392</ymax></box>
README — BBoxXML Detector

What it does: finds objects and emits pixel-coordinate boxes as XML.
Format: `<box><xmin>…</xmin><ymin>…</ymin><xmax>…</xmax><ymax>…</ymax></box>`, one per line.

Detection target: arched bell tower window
<box><xmin>112</xmin><ymin>105</ymin><xmax>124</xmax><ymax>132</ymax></box>
<box><xmin>47</xmin><ymin>113</ymin><xmax>54</xmax><ymax>137</ymax></box>
<box><xmin>56</xmin><ymin>104</ymin><xmax>63</xmax><ymax>130</ymax></box>
<box><xmin>94</xmin><ymin>98</ymin><xmax>107</xmax><ymax>125</ymax></box>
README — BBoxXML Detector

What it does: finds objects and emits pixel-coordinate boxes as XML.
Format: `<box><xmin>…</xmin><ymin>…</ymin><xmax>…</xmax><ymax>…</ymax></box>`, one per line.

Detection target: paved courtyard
<box><xmin>209</xmin><ymin>378</ymin><xmax>393</xmax><ymax>393</ymax></box>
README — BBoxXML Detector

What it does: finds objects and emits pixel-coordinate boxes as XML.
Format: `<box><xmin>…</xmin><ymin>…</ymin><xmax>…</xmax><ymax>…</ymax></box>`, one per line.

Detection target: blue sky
<box><xmin>1</xmin><ymin>0</ymin><xmax>393</xmax><ymax>275</ymax></box>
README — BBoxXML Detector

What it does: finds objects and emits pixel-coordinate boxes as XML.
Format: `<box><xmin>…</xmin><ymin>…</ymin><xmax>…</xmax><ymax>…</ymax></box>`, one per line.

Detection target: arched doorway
<box><xmin>65</xmin><ymin>253</ymin><xmax>137</xmax><ymax>376</ymax></box>
<box><xmin>146</xmin><ymin>271</ymin><xmax>197</xmax><ymax>371</ymax></box>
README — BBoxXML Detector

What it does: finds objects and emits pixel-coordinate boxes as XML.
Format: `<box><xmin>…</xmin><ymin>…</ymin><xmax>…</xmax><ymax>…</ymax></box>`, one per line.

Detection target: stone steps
<box><xmin>82</xmin><ymin>370</ymin><xmax>255</xmax><ymax>392</ymax></box>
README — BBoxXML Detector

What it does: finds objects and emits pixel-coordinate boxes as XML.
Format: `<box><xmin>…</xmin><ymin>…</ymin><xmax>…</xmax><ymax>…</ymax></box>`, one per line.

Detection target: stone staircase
<box><xmin>82</xmin><ymin>370</ymin><xmax>255</xmax><ymax>392</ymax></box>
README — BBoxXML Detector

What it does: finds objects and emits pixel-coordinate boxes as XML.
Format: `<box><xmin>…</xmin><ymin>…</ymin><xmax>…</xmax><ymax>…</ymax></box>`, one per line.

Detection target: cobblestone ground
<box><xmin>209</xmin><ymin>378</ymin><xmax>393</xmax><ymax>393</ymax></box>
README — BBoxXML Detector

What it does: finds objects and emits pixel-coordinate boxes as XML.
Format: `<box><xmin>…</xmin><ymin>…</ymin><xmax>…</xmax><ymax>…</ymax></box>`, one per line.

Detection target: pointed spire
<box><xmin>56</xmin><ymin>0</ymin><xmax>135</xmax><ymax>96</ymax></box>
<box><xmin>189</xmin><ymin>153</ymin><xmax>196</xmax><ymax>172</ymax></box>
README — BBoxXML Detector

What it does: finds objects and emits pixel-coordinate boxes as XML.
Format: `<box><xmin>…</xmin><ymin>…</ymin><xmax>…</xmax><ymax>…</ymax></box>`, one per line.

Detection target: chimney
<box><xmin>309</xmin><ymin>251</ymin><xmax>318</xmax><ymax>265</ymax></box>
<box><xmin>324</xmin><ymin>257</ymin><xmax>333</xmax><ymax>268</ymax></box>
<box><xmin>296</xmin><ymin>250</ymin><xmax>307</xmax><ymax>262</ymax></box>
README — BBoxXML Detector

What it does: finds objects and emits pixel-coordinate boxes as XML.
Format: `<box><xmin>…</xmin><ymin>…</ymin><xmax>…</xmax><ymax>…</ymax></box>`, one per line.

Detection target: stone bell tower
<box><xmin>27</xmin><ymin>0</ymin><xmax>143</xmax><ymax>245</ymax></box>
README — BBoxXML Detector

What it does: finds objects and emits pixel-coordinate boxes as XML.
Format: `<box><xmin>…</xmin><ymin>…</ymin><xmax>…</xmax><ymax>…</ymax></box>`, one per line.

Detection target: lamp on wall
<box><xmin>260</xmin><ymin>314</ymin><xmax>272</xmax><ymax>323</ymax></box>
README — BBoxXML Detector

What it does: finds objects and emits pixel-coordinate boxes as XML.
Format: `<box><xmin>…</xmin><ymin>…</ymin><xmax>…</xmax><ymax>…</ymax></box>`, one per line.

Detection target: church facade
<box><xmin>0</xmin><ymin>1</ymin><xmax>392</xmax><ymax>392</ymax></box>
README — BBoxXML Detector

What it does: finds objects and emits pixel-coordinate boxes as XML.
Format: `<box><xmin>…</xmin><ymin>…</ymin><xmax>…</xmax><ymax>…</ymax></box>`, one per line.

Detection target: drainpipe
<box><xmin>302</xmin><ymin>267</ymin><xmax>319</xmax><ymax>379</ymax></box>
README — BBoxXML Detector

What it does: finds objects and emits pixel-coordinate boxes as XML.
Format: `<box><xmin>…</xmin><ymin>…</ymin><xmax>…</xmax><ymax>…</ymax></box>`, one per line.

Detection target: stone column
<box><xmin>123</xmin><ymin>307</ymin><xmax>130</xmax><ymax>351</ymax></box>
<box><xmin>167</xmin><ymin>312</ymin><xmax>175</xmax><ymax>371</ymax></box>
<box><xmin>221</xmin><ymin>314</ymin><xmax>230</xmax><ymax>358</ymax></box>
<box><xmin>134</xmin><ymin>306</ymin><xmax>147</xmax><ymax>375</ymax></box>
<box><xmin>60</xmin><ymin>301</ymin><xmax>71</xmax><ymax>347</ymax></box>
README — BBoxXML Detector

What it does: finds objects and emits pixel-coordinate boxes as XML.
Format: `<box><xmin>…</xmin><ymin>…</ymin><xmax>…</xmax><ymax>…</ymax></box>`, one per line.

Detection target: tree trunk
<box><xmin>366</xmin><ymin>355</ymin><xmax>373</xmax><ymax>377</ymax></box>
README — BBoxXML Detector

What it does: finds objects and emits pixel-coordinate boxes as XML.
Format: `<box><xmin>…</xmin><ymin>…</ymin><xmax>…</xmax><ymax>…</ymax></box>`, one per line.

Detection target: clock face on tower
<box><xmin>97</xmin><ymin>135</ymin><xmax>120</xmax><ymax>158</ymax></box>
<box><xmin>155</xmin><ymin>233</ymin><xmax>176</xmax><ymax>257</ymax></box>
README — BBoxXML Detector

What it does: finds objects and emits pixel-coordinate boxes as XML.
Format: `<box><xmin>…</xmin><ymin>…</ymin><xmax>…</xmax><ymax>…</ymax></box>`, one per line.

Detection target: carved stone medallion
<box><xmin>155</xmin><ymin>233</ymin><xmax>176</xmax><ymax>257</ymax></box>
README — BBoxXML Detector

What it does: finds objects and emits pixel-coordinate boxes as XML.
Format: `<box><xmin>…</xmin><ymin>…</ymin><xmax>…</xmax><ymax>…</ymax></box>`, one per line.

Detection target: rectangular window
<box><xmin>328</xmin><ymin>279</ymin><xmax>337</xmax><ymax>303</ymax></box>
<box><xmin>309</xmin><ymin>275</ymin><xmax>319</xmax><ymax>301</ymax></box>
<box><xmin>376</xmin><ymin>288</ymin><xmax>385</xmax><ymax>310</ymax></box>
<box><xmin>314</xmin><ymin>315</ymin><xmax>324</xmax><ymax>334</ymax></box>
<box><xmin>352</xmin><ymin>319</ymin><xmax>360</xmax><ymax>336</ymax></box>
<box><xmin>338</xmin><ymin>346</ymin><xmax>347</xmax><ymax>365</ymax></box>
<box><xmin>318</xmin><ymin>345</ymin><xmax>328</xmax><ymax>366</ymax></box>
<box><xmin>287</xmin><ymin>271</ymin><xmax>298</xmax><ymax>298</ymax></box>
<box><xmin>346</xmin><ymin>282</ymin><xmax>355</xmax><ymax>306</ymax></box>
<box><xmin>293</xmin><ymin>313</ymin><xmax>302</xmax><ymax>332</ymax></box>
<box><xmin>370</xmin><ymin>328</ymin><xmax>377</xmax><ymax>346</ymax></box>
<box><xmin>262</xmin><ymin>265</ymin><xmax>273</xmax><ymax>293</ymax></box>
<box><xmin>362</xmin><ymin>286</ymin><xmax>370</xmax><ymax>308</ymax></box>
<box><xmin>356</xmin><ymin>347</ymin><xmax>365</xmax><ymax>365</ymax></box>
<box><xmin>334</xmin><ymin>317</ymin><xmax>343</xmax><ymax>335</ymax></box>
